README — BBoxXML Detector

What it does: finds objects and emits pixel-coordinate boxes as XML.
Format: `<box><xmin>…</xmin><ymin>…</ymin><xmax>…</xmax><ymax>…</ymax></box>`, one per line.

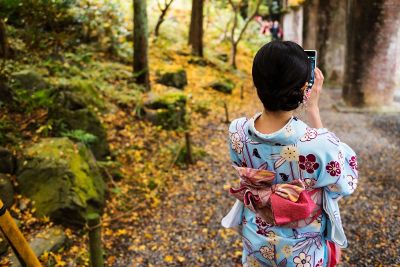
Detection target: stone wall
<box><xmin>303</xmin><ymin>0</ymin><xmax>347</xmax><ymax>86</ymax></box>
<box><xmin>283</xmin><ymin>7</ymin><xmax>304</xmax><ymax>45</ymax></box>
<box><xmin>343</xmin><ymin>0</ymin><xmax>400</xmax><ymax>107</ymax></box>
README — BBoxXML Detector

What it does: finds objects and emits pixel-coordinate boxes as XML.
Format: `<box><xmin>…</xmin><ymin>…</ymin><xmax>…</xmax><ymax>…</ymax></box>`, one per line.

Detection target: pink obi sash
<box><xmin>229</xmin><ymin>165</ymin><xmax>322</xmax><ymax>227</ymax></box>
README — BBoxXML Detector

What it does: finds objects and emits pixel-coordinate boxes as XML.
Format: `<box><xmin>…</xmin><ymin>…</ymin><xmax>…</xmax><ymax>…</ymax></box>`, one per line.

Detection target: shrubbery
<box><xmin>0</xmin><ymin>0</ymin><xmax>129</xmax><ymax>55</ymax></box>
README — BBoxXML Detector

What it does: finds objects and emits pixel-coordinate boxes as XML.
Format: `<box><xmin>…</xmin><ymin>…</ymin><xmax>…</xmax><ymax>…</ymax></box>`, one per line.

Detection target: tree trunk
<box><xmin>188</xmin><ymin>0</ymin><xmax>204</xmax><ymax>57</ymax></box>
<box><xmin>343</xmin><ymin>0</ymin><xmax>400</xmax><ymax>107</ymax></box>
<box><xmin>133</xmin><ymin>0</ymin><xmax>150</xmax><ymax>90</ymax></box>
<box><xmin>230</xmin><ymin>42</ymin><xmax>237</xmax><ymax>69</ymax></box>
<box><xmin>0</xmin><ymin>19</ymin><xmax>9</xmax><ymax>59</ymax></box>
<box><xmin>88</xmin><ymin>213</ymin><xmax>104</xmax><ymax>267</ymax></box>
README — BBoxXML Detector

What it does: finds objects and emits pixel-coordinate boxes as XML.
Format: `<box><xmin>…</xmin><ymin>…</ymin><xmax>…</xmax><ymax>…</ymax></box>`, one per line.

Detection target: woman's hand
<box><xmin>306</xmin><ymin>67</ymin><xmax>324</xmax><ymax>128</ymax></box>
<box><xmin>307</xmin><ymin>67</ymin><xmax>324</xmax><ymax>110</ymax></box>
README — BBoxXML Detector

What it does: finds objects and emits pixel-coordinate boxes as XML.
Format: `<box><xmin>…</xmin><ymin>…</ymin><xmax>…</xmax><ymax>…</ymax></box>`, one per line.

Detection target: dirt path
<box><xmin>119</xmin><ymin>87</ymin><xmax>399</xmax><ymax>267</ymax></box>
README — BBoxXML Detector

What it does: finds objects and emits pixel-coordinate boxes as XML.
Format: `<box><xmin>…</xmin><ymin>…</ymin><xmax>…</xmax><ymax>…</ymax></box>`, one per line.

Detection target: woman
<box><xmin>222</xmin><ymin>41</ymin><xmax>358</xmax><ymax>267</ymax></box>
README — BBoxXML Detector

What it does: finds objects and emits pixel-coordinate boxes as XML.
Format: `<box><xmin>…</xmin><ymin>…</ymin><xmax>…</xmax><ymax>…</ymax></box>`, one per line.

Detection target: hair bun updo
<box><xmin>252</xmin><ymin>41</ymin><xmax>310</xmax><ymax>112</ymax></box>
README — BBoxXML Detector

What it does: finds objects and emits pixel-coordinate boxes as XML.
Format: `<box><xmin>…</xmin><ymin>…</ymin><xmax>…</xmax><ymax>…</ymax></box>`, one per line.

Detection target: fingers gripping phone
<box><xmin>304</xmin><ymin>50</ymin><xmax>317</xmax><ymax>97</ymax></box>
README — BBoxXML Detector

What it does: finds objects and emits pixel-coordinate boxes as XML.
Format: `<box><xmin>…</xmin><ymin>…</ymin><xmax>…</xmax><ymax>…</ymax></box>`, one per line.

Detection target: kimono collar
<box><xmin>246</xmin><ymin>112</ymin><xmax>307</xmax><ymax>145</ymax></box>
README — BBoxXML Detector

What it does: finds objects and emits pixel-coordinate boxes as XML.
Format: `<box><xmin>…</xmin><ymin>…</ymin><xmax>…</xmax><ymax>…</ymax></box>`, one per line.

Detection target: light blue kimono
<box><xmin>222</xmin><ymin>112</ymin><xmax>358</xmax><ymax>267</ymax></box>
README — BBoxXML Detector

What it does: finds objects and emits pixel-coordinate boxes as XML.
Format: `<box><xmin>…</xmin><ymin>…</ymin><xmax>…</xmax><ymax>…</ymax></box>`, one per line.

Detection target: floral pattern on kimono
<box><xmin>226</xmin><ymin>112</ymin><xmax>358</xmax><ymax>267</ymax></box>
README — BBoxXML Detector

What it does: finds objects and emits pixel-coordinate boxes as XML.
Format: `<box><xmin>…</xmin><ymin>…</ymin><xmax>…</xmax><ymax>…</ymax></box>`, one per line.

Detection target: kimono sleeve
<box><xmin>221</xmin><ymin>119</ymin><xmax>245</xmax><ymax>229</ymax></box>
<box><xmin>228</xmin><ymin>118</ymin><xmax>245</xmax><ymax>167</ymax></box>
<box><xmin>313</xmin><ymin>134</ymin><xmax>359</xmax><ymax>198</ymax></box>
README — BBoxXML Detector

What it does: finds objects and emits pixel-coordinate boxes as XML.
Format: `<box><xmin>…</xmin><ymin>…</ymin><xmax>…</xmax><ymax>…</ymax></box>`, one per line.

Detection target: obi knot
<box><xmin>229</xmin><ymin>165</ymin><xmax>318</xmax><ymax>225</ymax></box>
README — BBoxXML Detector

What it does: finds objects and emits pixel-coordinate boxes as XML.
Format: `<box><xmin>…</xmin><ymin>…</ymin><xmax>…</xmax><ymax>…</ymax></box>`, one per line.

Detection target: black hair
<box><xmin>252</xmin><ymin>41</ymin><xmax>310</xmax><ymax>111</ymax></box>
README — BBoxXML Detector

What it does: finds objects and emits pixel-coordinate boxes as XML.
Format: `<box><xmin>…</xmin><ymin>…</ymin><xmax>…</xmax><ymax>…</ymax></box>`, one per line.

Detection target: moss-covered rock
<box><xmin>188</xmin><ymin>57</ymin><xmax>208</xmax><ymax>66</ymax></box>
<box><xmin>216</xmin><ymin>53</ymin><xmax>228</xmax><ymax>62</ymax></box>
<box><xmin>208</xmin><ymin>79</ymin><xmax>235</xmax><ymax>94</ymax></box>
<box><xmin>51</xmin><ymin>107</ymin><xmax>110</xmax><ymax>160</ymax></box>
<box><xmin>156</xmin><ymin>69</ymin><xmax>188</xmax><ymax>89</ymax></box>
<box><xmin>145</xmin><ymin>91</ymin><xmax>187</xmax><ymax>130</ymax></box>
<box><xmin>11</xmin><ymin>70</ymin><xmax>47</xmax><ymax>91</ymax></box>
<box><xmin>50</xmin><ymin>82</ymin><xmax>109</xmax><ymax>160</ymax></box>
<box><xmin>58</xmin><ymin>78</ymin><xmax>105</xmax><ymax>110</ymax></box>
<box><xmin>193</xmin><ymin>100</ymin><xmax>211</xmax><ymax>117</ymax></box>
<box><xmin>17</xmin><ymin>138</ymin><xmax>105</xmax><ymax>226</ymax></box>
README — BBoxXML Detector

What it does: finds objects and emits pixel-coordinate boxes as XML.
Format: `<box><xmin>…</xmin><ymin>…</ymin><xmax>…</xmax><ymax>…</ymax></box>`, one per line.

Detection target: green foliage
<box><xmin>1</xmin><ymin>0</ymin><xmax>76</xmax><ymax>46</ymax></box>
<box><xmin>0</xmin><ymin>118</ymin><xmax>17</xmax><ymax>146</ymax></box>
<box><xmin>14</xmin><ymin>88</ymin><xmax>55</xmax><ymax>112</ymax></box>
<box><xmin>1</xmin><ymin>0</ymin><xmax>128</xmax><ymax>55</ymax></box>
<box><xmin>35</xmin><ymin>123</ymin><xmax>54</xmax><ymax>137</ymax></box>
<box><xmin>61</xmin><ymin>129</ymin><xmax>97</xmax><ymax>145</ymax></box>
<box><xmin>72</xmin><ymin>0</ymin><xmax>128</xmax><ymax>54</ymax></box>
<box><xmin>59</xmin><ymin>77</ymin><xmax>105</xmax><ymax>110</ymax></box>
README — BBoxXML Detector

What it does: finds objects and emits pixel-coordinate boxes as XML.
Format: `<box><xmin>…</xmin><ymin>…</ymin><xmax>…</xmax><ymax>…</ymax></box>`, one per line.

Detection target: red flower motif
<box><xmin>255</xmin><ymin>216</ymin><xmax>272</xmax><ymax>236</ymax></box>
<box><xmin>349</xmin><ymin>155</ymin><xmax>358</xmax><ymax>170</ymax></box>
<box><xmin>299</xmin><ymin>154</ymin><xmax>320</xmax><ymax>174</ymax></box>
<box><xmin>326</xmin><ymin>161</ymin><xmax>341</xmax><ymax>176</ymax></box>
<box><xmin>316</xmin><ymin>258</ymin><xmax>324</xmax><ymax>267</ymax></box>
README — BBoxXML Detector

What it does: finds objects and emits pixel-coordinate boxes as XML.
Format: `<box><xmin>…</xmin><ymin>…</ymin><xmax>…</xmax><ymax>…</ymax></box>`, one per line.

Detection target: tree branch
<box><xmin>228</xmin><ymin>0</ymin><xmax>239</xmax><ymax>44</ymax></box>
<box><xmin>235</xmin><ymin>0</ymin><xmax>262</xmax><ymax>45</ymax></box>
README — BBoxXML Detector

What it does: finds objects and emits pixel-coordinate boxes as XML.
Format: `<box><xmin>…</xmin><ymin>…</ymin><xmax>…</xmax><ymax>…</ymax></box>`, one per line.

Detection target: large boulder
<box><xmin>58</xmin><ymin>78</ymin><xmax>105</xmax><ymax>110</ymax></box>
<box><xmin>11</xmin><ymin>70</ymin><xmax>47</xmax><ymax>91</ymax></box>
<box><xmin>10</xmin><ymin>226</ymin><xmax>66</xmax><ymax>267</ymax></box>
<box><xmin>17</xmin><ymin>138</ymin><xmax>105</xmax><ymax>226</ymax></box>
<box><xmin>145</xmin><ymin>91</ymin><xmax>187</xmax><ymax>130</ymax></box>
<box><xmin>156</xmin><ymin>70</ymin><xmax>188</xmax><ymax>89</ymax></box>
<box><xmin>51</xmin><ymin>89</ymin><xmax>110</xmax><ymax>160</ymax></box>
<box><xmin>0</xmin><ymin>174</ymin><xmax>14</xmax><ymax>208</ymax></box>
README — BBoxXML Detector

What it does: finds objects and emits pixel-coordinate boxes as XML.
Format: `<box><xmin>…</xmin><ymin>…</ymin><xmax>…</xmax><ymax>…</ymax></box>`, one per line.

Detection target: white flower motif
<box><xmin>282</xmin><ymin>244</ymin><xmax>292</xmax><ymax>257</ymax></box>
<box><xmin>346</xmin><ymin>175</ymin><xmax>358</xmax><ymax>191</ymax></box>
<box><xmin>338</xmin><ymin>151</ymin><xmax>345</xmax><ymax>170</ymax></box>
<box><xmin>303</xmin><ymin>178</ymin><xmax>317</xmax><ymax>190</ymax></box>
<box><xmin>293</xmin><ymin>252</ymin><xmax>311</xmax><ymax>267</ymax></box>
<box><xmin>284</xmin><ymin>124</ymin><xmax>295</xmax><ymax>137</ymax></box>
<box><xmin>260</xmin><ymin>246</ymin><xmax>275</xmax><ymax>260</ymax></box>
<box><xmin>300</xmin><ymin>128</ymin><xmax>318</xmax><ymax>142</ymax></box>
<box><xmin>266</xmin><ymin>231</ymin><xmax>279</xmax><ymax>245</ymax></box>
<box><xmin>280</xmin><ymin>145</ymin><xmax>299</xmax><ymax>161</ymax></box>
<box><xmin>245</xmin><ymin>255</ymin><xmax>262</xmax><ymax>267</ymax></box>
<box><xmin>229</xmin><ymin>132</ymin><xmax>243</xmax><ymax>154</ymax></box>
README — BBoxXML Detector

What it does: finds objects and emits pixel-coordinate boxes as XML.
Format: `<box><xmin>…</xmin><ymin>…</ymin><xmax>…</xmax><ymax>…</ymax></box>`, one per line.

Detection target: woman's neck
<box><xmin>254</xmin><ymin>109</ymin><xmax>293</xmax><ymax>134</ymax></box>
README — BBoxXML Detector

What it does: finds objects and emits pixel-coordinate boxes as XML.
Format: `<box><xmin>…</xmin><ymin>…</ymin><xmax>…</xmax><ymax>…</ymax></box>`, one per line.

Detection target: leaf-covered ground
<box><xmin>1</xmin><ymin>13</ymin><xmax>399</xmax><ymax>267</ymax></box>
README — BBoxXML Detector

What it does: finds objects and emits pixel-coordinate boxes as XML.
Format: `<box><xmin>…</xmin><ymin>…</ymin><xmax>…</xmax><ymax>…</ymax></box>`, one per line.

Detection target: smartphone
<box><xmin>304</xmin><ymin>50</ymin><xmax>317</xmax><ymax>90</ymax></box>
